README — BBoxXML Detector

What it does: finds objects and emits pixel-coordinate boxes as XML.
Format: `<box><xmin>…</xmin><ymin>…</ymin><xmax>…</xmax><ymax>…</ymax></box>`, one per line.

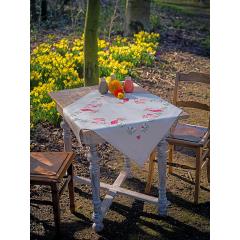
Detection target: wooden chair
<box><xmin>145</xmin><ymin>72</ymin><xmax>210</xmax><ymax>204</ymax></box>
<box><xmin>30</xmin><ymin>152</ymin><xmax>75</xmax><ymax>234</ymax></box>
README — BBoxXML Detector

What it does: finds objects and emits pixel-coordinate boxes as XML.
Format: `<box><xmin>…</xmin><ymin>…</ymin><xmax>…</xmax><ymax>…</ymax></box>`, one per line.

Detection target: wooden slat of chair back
<box><xmin>173</xmin><ymin>72</ymin><xmax>210</xmax><ymax>112</ymax></box>
<box><xmin>177</xmin><ymin>72</ymin><xmax>210</xmax><ymax>84</ymax></box>
<box><xmin>177</xmin><ymin>101</ymin><xmax>210</xmax><ymax>111</ymax></box>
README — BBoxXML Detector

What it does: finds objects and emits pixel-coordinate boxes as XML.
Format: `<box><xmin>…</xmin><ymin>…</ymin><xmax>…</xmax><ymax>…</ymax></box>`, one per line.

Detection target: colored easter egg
<box><xmin>99</xmin><ymin>77</ymin><xmax>108</xmax><ymax>94</ymax></box>
<box><xmin>109</xmin><ymin>79</ymin><xmax>122</xmax><ymax>94</ymax></box>
<box><xmin>123</xmin><ymin>77</ymin><xmax>134</xmax><ymax>93</ymax></box>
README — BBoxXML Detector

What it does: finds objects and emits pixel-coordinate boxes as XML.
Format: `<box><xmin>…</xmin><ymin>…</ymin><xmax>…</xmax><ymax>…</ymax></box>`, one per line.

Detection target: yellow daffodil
<box><xmin>30</xmin><ymin>32</ymin><xmax>159</xmax><ymax>127</ymax></box>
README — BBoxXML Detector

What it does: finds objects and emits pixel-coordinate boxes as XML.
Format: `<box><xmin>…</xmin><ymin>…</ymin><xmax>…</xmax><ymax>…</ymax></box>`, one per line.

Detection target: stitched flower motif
<box><xmin>134</xmin><ymin>98</ymin><xmax>147</xmax><ymax>104</ymax></box>
<box><xmin>92</xmin><ymin>118</ymin><xmax>106</xmax><ymax>124</ymax></box>
<box><xmin>145</xmin><ymin>107</ymin><xmax>163</xmax><ymax>113</ymax></box>
<box><xmin>143</xmin><ymin>113</ymin><xmax>159</xmax><ymax>119</ymax></box>
<box><xmin>127</xmin><ymin>126</ymin><xmax>137</xmax><ymax>135</ymax></box>
<box><xmin>140</xmin><ymin>123</ymin><xmax>150</xmax><ymax>133</ymax></box>
<box><xmin>110</xmin><ymin>118</ymin><xmax>125</xmax><ymax>125</ymax></box>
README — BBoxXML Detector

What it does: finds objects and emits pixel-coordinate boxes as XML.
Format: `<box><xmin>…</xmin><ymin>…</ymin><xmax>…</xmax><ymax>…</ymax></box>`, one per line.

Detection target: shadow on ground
<box><xmin>31</xmin><ymin>168</ymin><xmax>209</xmax><ymax>240</ymax></box>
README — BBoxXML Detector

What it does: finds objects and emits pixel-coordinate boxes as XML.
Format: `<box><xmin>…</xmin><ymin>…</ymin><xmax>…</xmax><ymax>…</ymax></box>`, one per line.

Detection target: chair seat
<box><xmin>30</xmin><ymin>152</ymin><xmax>74</xmax><ymax>183</ymax></box>
<box><xmin>167</xmin><ymin>123</ymin><xmax>209</xmax><ymax>146</ymax></box>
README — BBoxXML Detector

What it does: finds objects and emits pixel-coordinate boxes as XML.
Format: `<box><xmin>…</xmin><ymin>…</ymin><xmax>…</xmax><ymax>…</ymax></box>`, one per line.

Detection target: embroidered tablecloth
<box><xmin>63</xmin><ymin>90</ymin><xmax>182</xmax><ymax>166</ymax></box>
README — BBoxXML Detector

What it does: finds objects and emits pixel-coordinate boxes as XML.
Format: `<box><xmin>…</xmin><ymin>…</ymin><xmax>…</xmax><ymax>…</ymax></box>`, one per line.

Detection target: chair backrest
<box><xmin>173</xmin><ymin>72</ymin><xmax>210</xmax><ymax>112</ymax></box>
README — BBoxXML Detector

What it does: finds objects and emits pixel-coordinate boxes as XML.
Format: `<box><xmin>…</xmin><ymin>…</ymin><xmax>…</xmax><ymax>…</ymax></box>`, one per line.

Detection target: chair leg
<box><xmin>207</xmin><ymin>158</ymin><xmax>210</xmax><ymax>183</ymax></box>
<box><xmin>67</xmin><ymin>164</ymin><xmax>75</xmax><ymax>213</ymax></box>
<box><xmin>145</xmin><ymin>150</ymin><xmax>156</xmax><ymax>194</ymax></box>
<box><xmin>207</xmin><ymin>140</ymin><xmax>210</xmax><ymax>183</ymax></box>
<box><xmin>194</xmin><ymin>148</ymin><xmax>202</xmax><ymax>204</ymax></box>
<box><xmin>51</xmin><ymin>183</ymin><xmax>60</xmax><ymax>233</ymax></box>
<box><xmin>168</xmin><ymin>144</ymin><xmax>174</xmax><ymax>174</ymax></box>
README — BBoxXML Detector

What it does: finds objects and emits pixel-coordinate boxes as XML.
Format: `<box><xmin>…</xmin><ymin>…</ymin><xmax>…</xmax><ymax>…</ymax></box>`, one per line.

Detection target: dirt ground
<box><xmin>30</xmin><ymin>2</ymin><xmax>210</xmax><ymax>239</ymax></box>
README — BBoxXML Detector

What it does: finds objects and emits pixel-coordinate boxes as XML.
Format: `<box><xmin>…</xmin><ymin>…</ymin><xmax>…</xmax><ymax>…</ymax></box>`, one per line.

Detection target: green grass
<box><xmin>172</xmin><ymin>19</ymin><xmax>187</xmax><ymax>29</ymax></box>
<box><xmin>153</xmin><ymin>0</ymin><xmax>210</xmax><ymax>16</ymax></box>
<box><xmin>151</xmin><ymin>0</ymin><xmax>210</xmax><ymax>56</ymax></box>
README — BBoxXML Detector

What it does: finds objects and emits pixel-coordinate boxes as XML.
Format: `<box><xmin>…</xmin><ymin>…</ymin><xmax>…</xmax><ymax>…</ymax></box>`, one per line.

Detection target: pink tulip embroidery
<box><xmin>123</xmin><ymin>98</ymin><xmax>129</xmax><ymax>103</ymax></box>
<box><xmin>143</xmin><ymin>113</ymin><xmax>158</xmax><ymax>119</ymax></box>
<box><xmin>80</xmin><ymin>103</ymin><xmax>102</xmax><ymax>113</ymax></box>
<box><xmin>136</xmin><ymin>135</ymin><xmax>141</xmax><ymax>140</ymax></box>
<box><xmin>80</xmin><ymin>108</ymin><xmax>97</xmax><ymax>112</ymax></box>
<box><xmin>111</xmin><ymin>119</ymin><xmax>119</xmax><ymax>125</ymax></box>
<box><xmin>145</xmin><ymin>107</ymin><xmax>163</xmax><ymax>113</ymax></box>
<box><xmin>110</xmin><ymin>118</ymin><xmax>125</xmax><ymax>125</ymax></box>
<box><xmin>87</xmin><ymin>103</ymin><xmax>102</xmax><ymax>108</ymax></box>
<box><xmin>92</xmin><ymin>118</ymin><xmax>106</xmax><ymax>124</ymax></box>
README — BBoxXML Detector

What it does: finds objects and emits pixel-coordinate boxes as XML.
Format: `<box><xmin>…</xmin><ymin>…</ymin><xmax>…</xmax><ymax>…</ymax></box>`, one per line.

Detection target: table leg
<box><xmin>88</xmin><ymin>143</ymin><xmax>104</xmax><ymax>232</ymax></box>
<box><xmin>157</xmin><ymin>137</ymin><xmax>169</xmax><ymax>216</ymax></box>
<box><xmin>124</xmin><ymin>155</ymin><xmax>132</xmax><ymax>178</ymax></box>
<box><xmin>61</xmin><ymin>120</ymin><xmax>72</xmax><ymax>152</ymax></box>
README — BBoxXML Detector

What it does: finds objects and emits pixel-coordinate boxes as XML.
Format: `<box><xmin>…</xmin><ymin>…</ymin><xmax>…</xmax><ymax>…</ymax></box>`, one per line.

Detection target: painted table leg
<box><xmin>88</xmin><ymin>143</ymin><xmax>104</xmax><ymax>232</ymax></box>
<box><xmin>157</xmin><ymin>137</ymin><xmax>169</xmax><ymax>216</ymax></box>
<box><xmin>61</xmin><ymin>120</ymin><xmax>72</xmax><ymax>152</ymax></box>
<box><xmin>124</xmin><ymin>155</ymin><xmax>132</xmax><ymax>178</ymax></box>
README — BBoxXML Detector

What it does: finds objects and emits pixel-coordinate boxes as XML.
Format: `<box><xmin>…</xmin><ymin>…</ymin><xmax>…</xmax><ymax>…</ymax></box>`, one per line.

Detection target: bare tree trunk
<box><xmin>60</xmin><ymin>0</ymin><xmax>70</xmax><ymax>16</ymax></box>
<box><xmin>41</xmin><ymin>0</ymin><xmax>48</xmax><ymax>21</ymax></box>
<box><xmin>108</xmin><ymin>0</ymin><xmax>120</xmax><ymax>40</ymax></box>
<box><xmin>84</xmin><ymin>0</ymin><xmax>100</xmax><ymax>86</ymax></box>
<box><xmin>125</xmin><ymin>0</ymin><xmax>150</xmax><ymax>36</ymax></box>
<box><xmin>31</xmin><ymin>0</ymin><xmax>38</xmax><ymax>23</ymax></box>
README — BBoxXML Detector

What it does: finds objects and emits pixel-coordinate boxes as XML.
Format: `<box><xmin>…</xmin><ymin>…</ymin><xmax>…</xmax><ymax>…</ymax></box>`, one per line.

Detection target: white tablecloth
<box><xmin>63</xmin><ymin>90</ymin><xmax>182</xmax><ymax>166</ymax></box>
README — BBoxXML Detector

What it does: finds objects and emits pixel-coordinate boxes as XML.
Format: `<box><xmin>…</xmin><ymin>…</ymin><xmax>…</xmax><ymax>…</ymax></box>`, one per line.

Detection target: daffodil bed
<box><xmin>30</xmin><ymin>31</ymin><xmax>160</xmax><ymax>127</ymax></box>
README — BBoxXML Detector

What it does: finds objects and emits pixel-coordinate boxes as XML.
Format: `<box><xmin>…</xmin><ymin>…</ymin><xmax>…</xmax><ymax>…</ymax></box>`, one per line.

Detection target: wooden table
<box><xmin>50</xmin><ymin>84</ymin><xmax>187</xmax><ymax>232</ymax></box>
